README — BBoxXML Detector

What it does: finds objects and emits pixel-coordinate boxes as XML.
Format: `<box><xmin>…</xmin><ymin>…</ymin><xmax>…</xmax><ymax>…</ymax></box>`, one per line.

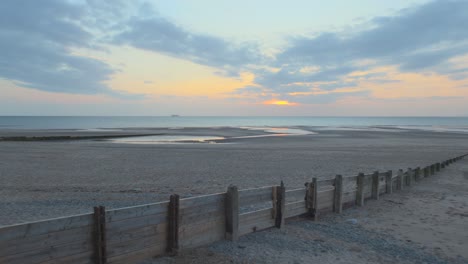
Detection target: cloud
<box><xmin>0</xmin><ymin>0</ymin><xmax>117</xmax><ymax>95</ymax></box>
<box><xmin>112</xmin><ymin>11</ymin><xmax>261</xmax><ymax>74</ymax></box>
<box><xmin>240</xmin><ymin>0</ymin><xmax>468</xmax><ymax>104</ymax></box>
<box><xmin>277</xmin><ymin>0</ymin><xmax>468</xmax><ymax>72</ymax></box>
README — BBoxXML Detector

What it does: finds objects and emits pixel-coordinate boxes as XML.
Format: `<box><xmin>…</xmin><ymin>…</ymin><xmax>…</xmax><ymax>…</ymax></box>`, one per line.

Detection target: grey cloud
<box><xmin>244</xmin><ymin>0</ymin><xmax>468</xmax><ymax>104</ymax></box>
<box><xmin>0</xmin><ymin>0</ymin><xmax>118</xmax><ymax>95</ymax></box>
<box><xmin>284</xmin><ymin>90</ymin><xmax>369</xmax><ymax>104</ymax></box>
<box><xmin>278</xmin><ymin>0</ymin><xmax>468</xmax><ymax>71</ymax></box>
<box><xmin>112</xmin><ymin>15</ymin><xmax>261</xmax><ymax>72</ymax></box>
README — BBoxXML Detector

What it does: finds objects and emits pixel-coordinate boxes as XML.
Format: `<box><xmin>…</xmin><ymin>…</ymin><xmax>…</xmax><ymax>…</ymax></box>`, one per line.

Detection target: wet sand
<box><xmin>1</xmin><ymin>126</ymin><xmax>468</xmax><ymax>226</ymax></box>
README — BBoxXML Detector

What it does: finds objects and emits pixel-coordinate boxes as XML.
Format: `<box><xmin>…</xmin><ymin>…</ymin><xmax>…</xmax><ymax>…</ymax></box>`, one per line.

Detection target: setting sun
<box><xmin>263</xmin><ymin>100</ymin><xmax>298</xmax><ymax>106</ymax></box>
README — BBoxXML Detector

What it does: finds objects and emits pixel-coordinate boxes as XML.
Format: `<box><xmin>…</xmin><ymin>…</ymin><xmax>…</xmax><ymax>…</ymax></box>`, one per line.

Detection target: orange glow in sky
<box><xmin>263</xmin><ymin>100</ymin><xmax>298</xmax><ymax>106</ymax></box>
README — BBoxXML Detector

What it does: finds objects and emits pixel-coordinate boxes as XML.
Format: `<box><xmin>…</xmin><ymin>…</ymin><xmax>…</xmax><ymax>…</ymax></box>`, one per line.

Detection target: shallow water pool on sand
<box><xmin>109</xmin><ymin>135</ymin><xmax>225</xmax><ymax>144</ymax></box>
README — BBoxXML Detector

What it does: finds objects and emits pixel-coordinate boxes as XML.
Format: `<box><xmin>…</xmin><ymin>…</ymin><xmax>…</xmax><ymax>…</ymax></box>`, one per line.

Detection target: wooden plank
<box><xmin>0</xmin><ymin>225</ymin><xmax>92</xmax><ymax>257</ymax></box>
<box><xmin>106</xmin><ymin>231</ymin><xmax>166</xmax><ymax>258</ymax></box>
<box><xmin>167</xmin><ymin>194</ymin><xmax>179</xmax><ymax>255</ymax></box>
<box><xmin>106</xmin><ymin>201</ymin><xmax>168</xmax><ymax>223</ymax></box>
<box><xmin>179</xmin><ymin>193</ymin><xmax>225</xmax><ymax>211</ymax></box>
<box><xmin>333</xmin><ymin>175</ymin><xmax>343</xmax><ymax>214</ymax></box>
<box><xmin>285</xmin><ymin>188</ymin><xmax>306</xmax><ymax>203</ymax></box>
<box><xmin>343</xmin><ymin>190</ymin><xmax>357</xmax><ymax>204</ymax></box>
<box><xmin>40</xmin><ymin>251</ymin><xmax>94</xmax><ymax>264</ymax></box>
<box><xmin>179</xmin><ymin>207</ymin><xmax>224</xmax><ymax>226</ymax></box>
<box><xmin>285</xmin><ymin>200</ymin><xmax>307</xmax><ymax>218</ymax></box>
<box><xmin>385</xmin><ymin>170</ymin><xmax>393</xmax><ymax>194</ymax></box>
<box><xmin>398</xmin><ymin>169</ymin><xmax>405</xmax><ymax>189</ymax></box>
<box><xmin>363</xmin><ymin>174</ymin><xmax>373</xmax><ymax>199</ymax></box>
<box><xmin>318</xmin><ymin>178</ymin><xmax>335</xmax><ymax>187</ymax></box>
<box><xmin>406</xmin><ymin>168</ymin><xmax>413</xmax><ymax>186</ymax></box>
<box><xmin>179</xmin><ymin>192</ymin><xmax>225</xmax><ymax>208</ymax></box>
<box><xmin>0</xmin><ymin>213</ymin><xmax>93</xmax><ymax>242</ymax></box>
<box><xmin>239</xmin><ymin>186</ymin><xmax>273</xmax><ymax>207</ymax></box>
<box><xmin>344</xmin><ymin>175</ymin><xmax>358</xmax><ymax>181</ymax></box>
<box><xmin>106</xmin><ymin>212</ymin><xmax>167</xmax><ymax>235</ymax></box>
<box><xmin>180</xmin><ymin>217</ymin><xmax>225</xmax><ymax>248</ymax></box>
<box><xmin>0</xmin><ymin>239</ymin><xmax>93</xmax><ymax>264</ymax></box>
<box><xmin>107</xmin><ymin>243</ymin><xmax>165</xmax><ymax>264</ymax></box>
<box><xmin>317</xmin><ymin>189</ymin><xmax>334</xmax><ymax>210</ymax></box>
<box><xmin>239</xmin><ymin>208</ymin><xmax>275</xmax><ymax>236</ymax></box>
<box><xmin>356</xmin><ymin>173</ymin><xmax>365</xmax><ymax>206</ymax></box>
<box><xmin>106</xmin><ymin>223</ymin><xmax>167</xmax><ymax>245</ymax></box>
<box><xmin>225</xmin><ymin>185</ymin><xmax>239</xmax><ymax>241</ymax></box>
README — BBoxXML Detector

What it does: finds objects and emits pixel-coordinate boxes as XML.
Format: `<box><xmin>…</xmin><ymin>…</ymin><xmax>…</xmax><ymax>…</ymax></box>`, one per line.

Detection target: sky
<box><xmin>1</xmin><ymin>0</ymin><xmax>468</xmax><ymax>116</ymax></box>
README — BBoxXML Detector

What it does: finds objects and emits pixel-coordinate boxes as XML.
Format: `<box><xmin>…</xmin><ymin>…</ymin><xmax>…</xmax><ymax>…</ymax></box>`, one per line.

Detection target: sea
<box><xmin>1</xmin><ymin>116</ymin><xmax>468</xmax><ymax>131</ymax></box>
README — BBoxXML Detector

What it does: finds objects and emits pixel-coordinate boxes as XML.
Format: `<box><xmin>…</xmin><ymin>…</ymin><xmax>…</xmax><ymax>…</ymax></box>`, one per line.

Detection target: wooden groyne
<box><xmin>0</xmin><ymin>154</ymin><xmax>466</xmax><ymax>264</ymax></box>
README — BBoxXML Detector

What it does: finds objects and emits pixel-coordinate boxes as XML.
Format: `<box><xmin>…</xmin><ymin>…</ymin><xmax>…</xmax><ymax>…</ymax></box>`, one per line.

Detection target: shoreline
<box><xmin>1</xmin><ymin>127</ymin><xmax>468</xmax><ymax>226</ymax></box>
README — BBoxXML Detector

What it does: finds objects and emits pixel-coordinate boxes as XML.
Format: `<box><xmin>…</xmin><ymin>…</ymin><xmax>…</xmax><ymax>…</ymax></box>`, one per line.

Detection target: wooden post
<box><xmin>441</xmin><ymin>162</ymin><xmax>445</xmax><ymax>169</ymax></box>
<box><xmin>430</xmin><ymin>164</ymin><xmax>435</xmax><ymax>175</ymax></box>
<box><xmin>371</xmin><ymin>171</ymin><xmax>380</xmax><ymax>200</ymax></box>
<box><xmin>406</xmin><ymin>168</ymin><xmax>412</xmax><ymax>186</ymax></box>
<box><xmin>275</xmin><ymin>181</ymin><xmax>286</xmax><ymax>229</ymax></box>
<box><xmin>424</xmin><ymin>166</ymin><xmax>429</xmax><ymax>178</ymax></box>
<box><xmin>436</xmin><ymin>163</ymin><xmax>440</xmax><ymax>172</ymax></box>
<box><xmin>333</xmin><ymin>175</ymin><xmax>343</xmax><ymax>213</ymax></box>
<box><xmin>396</xmin><ymin>169</ymin><xmax>402</xmax><ymax>190</ymax></box>
<box><xmin>167</xmin><ymin>194</ymin><xmax>179</xmax><ymax>255</ymax></box>
<box><xmin>413</xmin><ymin>167</ymin><xmax>419</xmax><ymax>182</ymax></box>
<box><xmin>225</xmin><ymin>186</ymin><xmax>239</xmax><ymax>241</ymax></box>
<box><xmin>306</xmin><ymin>178</ymin><xmax>318</xmax><ymax>220</ymax></box>
<box><xmin>385</xmin><ymin>170</ymin><xmax>393</xmax><ymax>194</ymax></box>
<box><xmin>93</xmin><ymin>206</ymin><xmax>107</xmax><ymax>264</ymax></box>
<box><xmin>356</xmin><ymin>173</ymin><xmax>365</xmax><ymax>207</ymax></box>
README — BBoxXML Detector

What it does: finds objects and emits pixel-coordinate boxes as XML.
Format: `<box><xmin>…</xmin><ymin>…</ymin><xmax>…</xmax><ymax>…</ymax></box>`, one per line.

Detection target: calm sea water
<box><xmin>1</xmin><ymin>116</ymin><xmax>468</xmax><ymax>130</ymax></box>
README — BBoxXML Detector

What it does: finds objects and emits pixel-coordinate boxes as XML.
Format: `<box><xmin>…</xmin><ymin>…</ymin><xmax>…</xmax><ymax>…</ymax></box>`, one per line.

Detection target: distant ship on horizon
<box><xmin>171</xmin><ymin>114</ymin><xmax>180</xmax><ymax>117</ymax></box>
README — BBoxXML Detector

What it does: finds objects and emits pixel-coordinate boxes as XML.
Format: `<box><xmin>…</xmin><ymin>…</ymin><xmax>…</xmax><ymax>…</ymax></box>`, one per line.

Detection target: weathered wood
<box><xmin>285</xmin><ymin>200</ymin><xmax>308</xmax><ymax>218</ymax></box>
<box><xmin>318</xmin><ymin>178</ymin><xmax>335</xmax><ymax>187</ymax></box>
<box><xmin>385</xmin><ymin>170</ymin><xmax>393</xmax><ymax>194</ymax></box>
<box><xmin>167</xmin><ymin>194</ymin><xmax>179</xmax><ymax>255</ymax></box>
<box><xmin>424</xmin><ymin>166</ymin><xmax>429</xmax><ymax>177</ymax></box>
<box><xmin>371</xmin><ymin>171</ymin><xmax>380</xmax><ymax>200</ymax></box>
<box><xmin>93</xmin><ymin>206</ymin><xmax>106</xmax><ymax>264</ymax></box>
<box><xmin>356</xmin><ymin>173</ymin><xmax>365</xmax><ymax>206</ymax></box>
<box><xmin>414</xmin><ymin>167</ymin><xmax>420</xmax><ymax>182</ymax></box>
<box><xmin>106</xmin><ymin>202</ymin><xmax>168</xmax><ymax>223</ymax></box>
<box><xmin>179</xmin><ymin>216</ymin><xmax>225</xmax><ymax>248</ymax></box>
<box><xmin>0</xmin><ymin>213</ymin><xmax>93</xmax><ymax>242</ymax></box>
<box><xmin>239</xmin><ymin>208</ymin><xmax>275</xmax><ymax>236</ymax></box>
<box><xmin>317</xmin><ymin>189</ymin><xmax>334</xmax><ymax>209</ymax></box>
<box><xmin>309</xmin><ymin>178</ymin><xmax>318</xmax><ymax>220</ymax></box>
<box><xmin>0</xmin><ymin>225</ymin><xmax>92</xmax><ymax>257</ymax></box>
<box><xmin>333</xmin><ymin>175</ymin><xmax>343</xmax><ymax>213</ymax></box>
<box><xmin>406</xmin><ymin>168</ymin><xmax>412</xmax><ymax>186</ymax></box>
<box><xmin>285</xmin><ymin>188</ymin><xmax>306</xmax><ymax>203</ymax></box>
<box><xmin>238</xmin><ymin>186</ymin><xmax>274</xmax><ymax>207</ymax></box>
<box><xmin>0</xmin><ymin>238</ymin><xmax>94</xmax><ymax>264</ymax></box>
<box><xmin>106</xmin><ymin>223</ymin><xmax>167</xmax><ymax>246</ymax></box>
<box><xmin>225</xmin><ymin>185</ymin><xmax>239</xmax><ymax>241</ymax></box>
<box><xmin>275</xmin><ymin>181</ymin><xmax>286</xmax><ymax>229</ymax></box>
<box><xmin>106</xmin><ymin>243</ymin><xmax>165</xmax><ymax>264</ymax></box>
<box><xmin>397</xmin><ymin>169</ymin><xmax>403</xmax><ymax>190</ymax></box>
<box><xmin>106</xmin><ymin>231</ymin><xmax>165</xmax><ymax>258</ymax></box>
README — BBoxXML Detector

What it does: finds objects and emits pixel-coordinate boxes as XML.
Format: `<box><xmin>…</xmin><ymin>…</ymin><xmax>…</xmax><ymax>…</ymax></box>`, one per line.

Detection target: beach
<box><xmin>153</xmin><ymin>158</ymin><xmax>468</xmax><ymax>264</ymax></box>
<box><xmin>1</xmin><ymin>126</ymin><xmax>468</xmax><ymax>226</ymax></box>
